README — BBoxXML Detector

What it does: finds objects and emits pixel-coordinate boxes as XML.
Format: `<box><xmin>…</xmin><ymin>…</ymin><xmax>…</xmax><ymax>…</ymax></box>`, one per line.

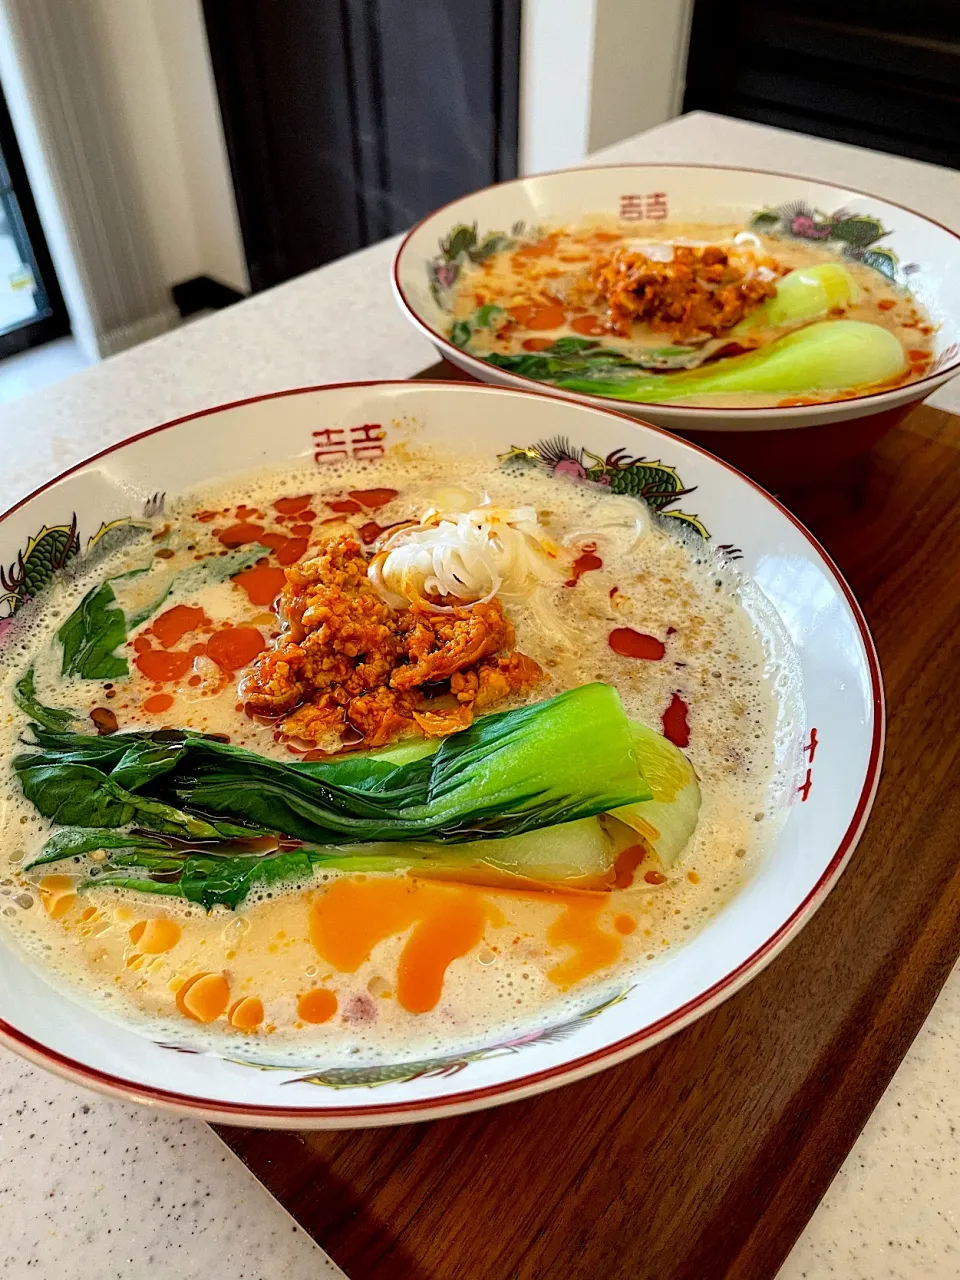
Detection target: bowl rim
<box><xmin>0</xmin><ymin>379</ymin><xmax>885</xmax><ymax>1124</ymax></box>
<box><xmin>392</xmin><ymin>160</ymin><xmax>960</xmax><ymax>419</ymax></box>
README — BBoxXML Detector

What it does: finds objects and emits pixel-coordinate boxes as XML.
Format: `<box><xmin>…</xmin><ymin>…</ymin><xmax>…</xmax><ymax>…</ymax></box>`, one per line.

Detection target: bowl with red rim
<box><xmin>392</xmin><ymin>164</ymin><xmax>960</xmax><ymax>485</ymax></box>
<box><xmin>0</xmin><ymin>380</ymin><xmax>882</xmax><ymax>1128</ymax></box>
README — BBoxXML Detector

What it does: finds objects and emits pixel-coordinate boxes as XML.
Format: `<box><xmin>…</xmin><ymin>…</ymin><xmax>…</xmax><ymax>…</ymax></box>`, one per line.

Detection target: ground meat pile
<box><xmin>587</xmin><ymin>244</ymin><xmax>777</xmax><ymax>342</ymax></box>
<box><xmin>239</xmin><ymin>534</ymin><xmax>544</xmax><ymax>750</ymax></box>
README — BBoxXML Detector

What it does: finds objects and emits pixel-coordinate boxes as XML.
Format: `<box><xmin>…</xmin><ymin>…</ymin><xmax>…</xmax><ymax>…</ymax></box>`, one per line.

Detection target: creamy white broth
<box><xmin>450</xmin><ymin>219</ymin><xmax>935</xmax><ymax>408</ymax></box>
<box><xmin>0</xmin><ymin>446</ymin><xmax>793</xmax><ymax>1065</ymax></box>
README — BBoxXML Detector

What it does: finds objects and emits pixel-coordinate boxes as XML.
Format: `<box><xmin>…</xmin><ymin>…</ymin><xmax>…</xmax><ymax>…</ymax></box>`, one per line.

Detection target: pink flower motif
<box><xmin>553</xmin><ymin>459</ymin><xmax>586</xmax><ymax>479</ymax></box>
<box><xmin>791</xmin><ymin>215</ymin><xmax>831</xmax><ymax>240</ymax></box>
<box><xmin>502</xmin><ymin>1029</ymin><xmax>550</xmax><ymax>1048</ymax></box>
<box><xmin>434</xmin><ymin>262</ymin><xmax>459</xmax><ymax>290</ymax></box>
<box><xmin>0</xmin><ymin>616</ymin><xmax>15</xmax><ymax>643</ymax></box>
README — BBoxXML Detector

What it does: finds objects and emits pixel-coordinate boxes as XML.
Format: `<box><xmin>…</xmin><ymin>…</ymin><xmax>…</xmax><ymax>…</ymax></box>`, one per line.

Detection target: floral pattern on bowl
<box><xmin>428</xmin><ymin>220</ymin><xmax>541</xmax><ymax>311</ymax></box>
<box><xmin>749</xmin><ymin>201</ymin><xmax>917</xmax><ymax>282</ymax></box>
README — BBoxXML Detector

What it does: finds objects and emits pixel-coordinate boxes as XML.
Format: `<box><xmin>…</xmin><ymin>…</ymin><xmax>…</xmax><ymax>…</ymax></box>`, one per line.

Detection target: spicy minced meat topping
<box><xmin>585</xmin><ymin>244</ymin><xmax>778</xmax><ymax>342</ymax></box>
<box><xmin>239</xmin><ymin>534</ymin><xmax>544</xmax><ymax>750</ymax></box>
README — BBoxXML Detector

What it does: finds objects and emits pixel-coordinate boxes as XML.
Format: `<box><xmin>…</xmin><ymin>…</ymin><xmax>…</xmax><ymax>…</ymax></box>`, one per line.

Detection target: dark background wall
<box><xmin>684</xmin><ymin>0</ymin><xmax>960</xmax><ymax>171</ymax></box>
<box><xmin>203</xmin><ymin>0</ymin><xmax>521</xmax><ymax>292</ymax></box>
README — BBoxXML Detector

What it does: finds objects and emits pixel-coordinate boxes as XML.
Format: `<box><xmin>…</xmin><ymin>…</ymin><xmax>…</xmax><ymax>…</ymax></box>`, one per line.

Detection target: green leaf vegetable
<box><xmin>480</xmin><ymin>263</ymin><xmax>905</xmax><ymax>399</ymax></box>
<box><xmin>611</xmin><ymin>721</ymin><xmax>701</xmax><ymax>869</ymax></box>
<box><xmin>18</xmin><ymin>684</ymin><xmax>702</xmax><ymax>909</ymax></box>
<box><xmin>483</xmin><ymin>333</ymin><xmax>703</xmax><ymax>378</ymax></box>
<box><xmin>12</xmin><ymin>668</ymin><xmax>78</xmax><ymax>732</ymax></box>
<box><xmin>14</xmin><ymin>754</ymin><xmax>258</xmax><ymax>841</ymax></box>
<box><xmin>450</xmin><ymin>319</ymin><xmax>472</xmax><ymax>348</ymax></box>
<box><xmin>555</xmin><ymin>320</ymin><xmax>907</xmax><ymax>403</ymax></box>
<box><xmin>16</xmin><ymin>680</ymin><xmax>706</xmax><ymax>911</ymax></box>
<box><xmin>53</xmin><ymin>545</ymin><xmax>271</xmax><ymax>681</ymax></box>
<box><xmin>16</xmin><ymin>683</ymin><xmax>649</xmax><ymax>844</ymax></box>
<box><xmin>57</xmin><ymin>574</ymin><xmax>134</xmax><ymax>680</ymax></box>
<box><xmin>33</xmin><ymin>817</ymin><xmax>619</xmax><ymax>910</ymax></box>
<box><xmin>732</xmin><ymin>263</ymin><xmax>860</xmax><ymax>336</ymax></box>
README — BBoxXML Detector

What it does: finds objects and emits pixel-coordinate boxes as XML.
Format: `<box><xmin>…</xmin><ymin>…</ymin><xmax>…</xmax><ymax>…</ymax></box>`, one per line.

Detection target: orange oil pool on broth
<box><xmin>0</xmin><ymin>447</ymin><xmax>778</xmax><ymax>1063</ymax></box>
<box><xmin>453</xmin><ymin>218</ymin><xmax>935</xmax><ymax>407</ymax></box>
<box><xmin>22</xmin><ymin>872</ymin><xmax>654</xmax><ymax>1048</ymax></box>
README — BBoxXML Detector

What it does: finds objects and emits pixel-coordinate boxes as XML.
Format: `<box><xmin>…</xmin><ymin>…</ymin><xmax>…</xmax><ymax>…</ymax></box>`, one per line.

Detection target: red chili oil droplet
<box><xmin>143</xmin><ymin>693</ymin><xmax>174</xmax><ymax>714</ymax></box>
<box><xmin>564</xmin><ymin>546</ymin><xmax>602</xmax><ymax>587</ymax></box>
<box><xmin>136</xmin><ymin>649</ymin><xmax>193</xmax><ymax>682</ymax></box>
<box><xmin>289</xmin><ymin>523</ymin><xmax>313</xmax><ymax>538</ymax></box>
<box><xmin>232</xmin><ymin>562</ymin><xmax>287</xmax><ymax>606</ymax></box>
<box><xmin>608</xmin><ymin>628</ymin><xmax>665</xmax><ymax>661</ymax></box>
<box><xmin>661</xmin><ymin>692</ymin><xmax>690</xmax><ymax>748</ymax></box>
<box><xmin>257</xmin><ymin>532</ymin><xmax>308</xmax><ymax>565</ymax></box>
<box><xmin>522</xmin><ymin>337</ymin><xmax>554</xmax><ymax>352</ymax></box>
<box><xmin>509</xmin><ymin>303</ymin><xmax>565</xmax><ymax>330</ymax></box>
<box><xmin>206</xmin><ymin>627</ymin><xmax>266</xmax><ymax>672</ymax></box>
<box><xmin>358</xmin><ymin>521</ymin><xmax>383</xmax><ymax>545</ymax></box>
<box><xmin>217</xmin><ymin>522</ymin><xmax>265</xmax><ymax>548</ymax></box>
<box><xmin>570</xmin><ymin>314</ymin><xmax>606</xmax><ymax>336</ymax></box>
<box><xmin>90</xmin><ymin>707</ymin><xmax>119</xmax><ymax>735</ymax></box>
<box><xmin>644</xmin><ymin>869</ymin><xmax>667</xmax><ymax>885</ymax></box>
<box><xmin>612</xmin><ymin>844</ymin><xmax>646</xmax><ymax>890</ymax></box>
<box><xmin>348</xmin><ymin>488</ymin><xmax>399</xmax><ymax>510</ymax></box>
<box><xmin>273</xmin><ymin>495</ymin><xmax>312</xmax><ymax>515</ymax></box>
<box><xmin>327</xmin><ymin>499</ymin><xmax>362</xmax><ymax>514</ymax></box>
<box><xmin>609</xmin><ymin>585</ymin><xmax>619</xmax><ymax>599</ymax></box>
<box><xmin>275</xmin><ymin>536</ymin><xmax>307</xmax><ymax>566</ymax></box>
<box><xmin>152</xmin><ymin>605</ymin><xmax>209</xmax><ymax>649</ymax></box>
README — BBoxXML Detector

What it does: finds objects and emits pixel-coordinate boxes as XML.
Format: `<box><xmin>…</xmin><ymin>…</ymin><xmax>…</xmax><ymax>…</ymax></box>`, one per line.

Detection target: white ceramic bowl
<box><xmin>393</xmin><ymin>164</ymin><xmax>960</xmax><ymax>434</ymax></box>
<box><xmin>0</xmin><ymin>382</ymin><xmax>882</xmax><ymax>1128</ymax></box>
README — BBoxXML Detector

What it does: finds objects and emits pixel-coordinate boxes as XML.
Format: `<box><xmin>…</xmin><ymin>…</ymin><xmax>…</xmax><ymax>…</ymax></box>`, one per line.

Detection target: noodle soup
<box><xmin>0</xmin><ymin>444</ymin><xmax>792</xmax><ymax>1066</ymax></box>
<box><xmin>443</xmin><ymin>219</ymin><xmax>935</xmax><ymax>409</ymax></box>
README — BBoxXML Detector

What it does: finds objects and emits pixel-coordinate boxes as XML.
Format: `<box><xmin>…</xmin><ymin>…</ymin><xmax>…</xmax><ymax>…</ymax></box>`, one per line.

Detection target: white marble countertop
<box><xmin>1</xmin><ymin>112</ymin><xmax>958</xmax><ymax>1279</ymax></box>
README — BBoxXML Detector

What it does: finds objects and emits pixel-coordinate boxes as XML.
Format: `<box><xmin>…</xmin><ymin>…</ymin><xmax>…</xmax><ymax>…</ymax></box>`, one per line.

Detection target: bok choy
<box><xmin>17</xmin><ymin>679</ymin><xmax>704</xmax><ymax>909</ymax></box>
<box><xmin>611</xmin><ymin>721</ymin><xmax>701</xmax><ymax>868</ymax></box>
<box><xmin>27</xmin><ymin>817</ymin><xmax>621</xmax><ymax>909</ymax></box>
<box><xmin>555</xmin><ymin>320</ymin><xmax>906</xmax><ymax>403</ymax></box>
<box><xmin>15</xmin><ymin>683</ymin><xmax>649</xmax><ymax>844</ymax></box>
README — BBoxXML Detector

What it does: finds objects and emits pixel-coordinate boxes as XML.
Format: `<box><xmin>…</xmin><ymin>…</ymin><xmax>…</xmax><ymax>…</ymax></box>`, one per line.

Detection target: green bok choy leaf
<box><xmin>556</xmin><ymin>320</ymin><xmax>907</xmax><ymax>403</ymax></box>
<box><xmin>18</xmin><ymin>683</ymin><xmax>704</xmax><ymax>909</ymax></box>
<box><xmin>15</xmin><ymin>683</ymin><xmax>650</xmax><ymax>845</ymax></box>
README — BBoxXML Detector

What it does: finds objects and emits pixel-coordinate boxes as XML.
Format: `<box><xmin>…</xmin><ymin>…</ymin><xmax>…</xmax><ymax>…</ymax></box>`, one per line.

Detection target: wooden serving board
<box><xmin>217</xmin><ymin>374</ymin><xmax>960</xmax><ymax>1280</ymax></box>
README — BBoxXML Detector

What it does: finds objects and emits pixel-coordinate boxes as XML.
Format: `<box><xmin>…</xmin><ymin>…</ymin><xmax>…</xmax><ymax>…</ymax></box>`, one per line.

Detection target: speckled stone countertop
<box><xmin>0</xmin><ymin>113</ymin><xmax>957</xmax><ymax>1279</ymax></box>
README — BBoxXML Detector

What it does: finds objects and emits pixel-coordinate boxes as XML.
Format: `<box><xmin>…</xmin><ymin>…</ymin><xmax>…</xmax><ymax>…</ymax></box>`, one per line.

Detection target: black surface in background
<box><xmin>202</xmin><ymin>0</ymin><xmax>521</xmax><ymax>292</ymax></box>
<box><xmin>684</xmin><ymin>1</ymin><xmax>960</xmax><ymax>172</ymax></box>
<box><xmin>0</xmin><ymin>76</ymin><xmax>70</xmax><ymax>359</ymax></box>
